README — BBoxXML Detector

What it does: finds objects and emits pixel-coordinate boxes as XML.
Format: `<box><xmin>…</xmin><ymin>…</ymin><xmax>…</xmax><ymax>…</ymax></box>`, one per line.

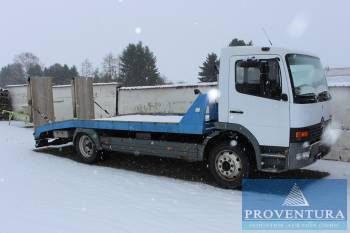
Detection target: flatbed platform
<box><xmin>97</xmin><ymin>114</ymin><xmax>183</xmax><ymax>123</ymax></box>
<box><xmin>34</xmin><ymin>94</ymin><xmax>216</xmax><ymax>139</ymax></box>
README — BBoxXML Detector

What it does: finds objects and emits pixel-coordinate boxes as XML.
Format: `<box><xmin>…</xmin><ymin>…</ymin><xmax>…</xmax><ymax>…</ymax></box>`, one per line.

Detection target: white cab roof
<box><xmin>220</xmin><ymin>46</ymin><xmax>319</xmax><ymax>58</ymax></box>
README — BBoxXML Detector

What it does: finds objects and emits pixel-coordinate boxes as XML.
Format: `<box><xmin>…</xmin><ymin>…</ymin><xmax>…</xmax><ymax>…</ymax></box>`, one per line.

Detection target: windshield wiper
<box><xmin>295</xmin><ymin>93</ymin><xmax>317</xmax><ymax>103</ymax></box>
<box><xmin>298</xmin><ymin>93</ymin><xmax>317</xmax><ymax>98</ymax></box>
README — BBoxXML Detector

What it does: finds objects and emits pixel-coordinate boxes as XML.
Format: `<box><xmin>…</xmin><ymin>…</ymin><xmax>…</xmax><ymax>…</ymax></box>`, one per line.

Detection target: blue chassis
<box><xmin>34</xmin><ymin>94</ymin><xmax>218</xmax><ymax>139</ymax></box>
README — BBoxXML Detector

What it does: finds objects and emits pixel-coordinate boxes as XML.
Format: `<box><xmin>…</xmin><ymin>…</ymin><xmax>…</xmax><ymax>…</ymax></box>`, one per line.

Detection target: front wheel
<box><xmin>208</xmin><ymin>142</ymin><xmax>250</xmax><ymax>189</ymax></box>
<box><xmin>75</xmin><ymin>134</ymin><xmax>99</xmax><ymax>164</ymax></box>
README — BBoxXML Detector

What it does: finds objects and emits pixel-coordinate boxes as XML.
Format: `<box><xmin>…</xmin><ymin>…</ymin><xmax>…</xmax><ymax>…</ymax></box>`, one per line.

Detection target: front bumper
<box><xmin>260</xmin><ymin>141</ymin><xmax>330</xmax><ymax>172</ymax></box>
<box><xmin>287</xmin><ymin>141</ymin><xmax>330</xmax><ymax>170</ymax></box>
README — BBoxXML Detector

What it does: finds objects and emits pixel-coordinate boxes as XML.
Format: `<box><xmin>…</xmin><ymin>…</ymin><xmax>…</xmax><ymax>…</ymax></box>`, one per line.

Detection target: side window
<box><xmin>235</xmin><ymin>59</ymin><xmax>282</xmax><ymax>99</ymax></box>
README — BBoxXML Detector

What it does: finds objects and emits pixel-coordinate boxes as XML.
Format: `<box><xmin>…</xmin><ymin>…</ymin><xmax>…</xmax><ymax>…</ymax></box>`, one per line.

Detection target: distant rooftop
<box><xmin>327</xmin><ymin>76</ymin><xmax>350</xmax><ymax>87</ymax></box>
<box><xmin>325</xmin><ymin>67</ymin><xmax>350</xmax><ymax>77</ymax></box>
<box><xmin>6</xmin><ymin>82</ymin><xmax>119</xmax><ymax>88</ymax></box>
<box><xmin>119</xmin><ymin>82</ymin><xmax>217</xmax><ymax>90</ymax></box>
<box><xmin>325</xmin><ymin>67</ymin><xmax>350</xmax><ymax>87</ymax></box>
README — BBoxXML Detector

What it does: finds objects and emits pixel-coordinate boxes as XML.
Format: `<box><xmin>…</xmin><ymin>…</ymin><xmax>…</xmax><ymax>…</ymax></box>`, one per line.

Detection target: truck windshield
<box><xmin>286</xmin><ymin>54</ymin><xmax>329</xmax><ymax>103</ymax></box>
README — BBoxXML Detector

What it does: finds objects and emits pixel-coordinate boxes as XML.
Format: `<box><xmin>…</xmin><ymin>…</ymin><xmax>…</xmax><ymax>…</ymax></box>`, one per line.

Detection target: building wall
<box><xmin>6</xmin><ymin>83</ymin><xmax>118</xmax><ymax>121</ymax></box>
<box><xmin>117</xmin><ymin>84</ymin><xmax>350</xmax><ymax>131</ymax></box>
<box><xmin>53</xmin><ymin>86</ymin><xmax>74</xmax><ymax>121</ymax></box>
<box><xmin>329</xmin><ymin>86</ymin><xmax>350</xmax><ymax>130</ymax></box>
<box><xmin>117</xmin><ymin>83</ymin><xmax>217</xmax><ymax>115</ymax></box>
<box><xmin>326</xmin><ymin>86</ymin><xmax>350</xmax><ymax>162</ymax></box>
<box><xmin>7</xmin><ymin>85</ymin><xmax>29</xmax><ymax>113</ymax></box>
<box><xmin>94</xmin><ymin>84</ymin><xmax>118</xmax><ymax>119</ymax></box>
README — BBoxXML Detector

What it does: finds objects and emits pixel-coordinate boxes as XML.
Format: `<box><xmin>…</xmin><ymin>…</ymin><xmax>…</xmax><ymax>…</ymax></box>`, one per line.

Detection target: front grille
<box><xmin>308</xmin><ymin>123</ymin><xmax>323</xmax><ymax>143</ymax></box>
<box><xmin>290</xmin><ymin>120</ymin><xmax>329</xmax><ymax>143</ymax></box>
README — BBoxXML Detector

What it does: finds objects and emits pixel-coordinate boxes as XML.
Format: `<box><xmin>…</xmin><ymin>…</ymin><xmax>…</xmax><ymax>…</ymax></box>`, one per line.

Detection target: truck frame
<box><xmin>34</xmin><ymin>46</ymin><xmax>332</xmax><ymax>188</ymax></box>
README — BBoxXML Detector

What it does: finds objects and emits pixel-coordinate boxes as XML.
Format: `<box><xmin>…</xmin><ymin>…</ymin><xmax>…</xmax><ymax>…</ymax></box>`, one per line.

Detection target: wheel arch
<box><xmin>73</xmin><ymin>128</ymin><xmax>102</xmax><ymax>150</ymax></box>
<box><xmin>202</xmin><ymin>123</ymin><xmax>261</xmax><ymax>169</ymax></box>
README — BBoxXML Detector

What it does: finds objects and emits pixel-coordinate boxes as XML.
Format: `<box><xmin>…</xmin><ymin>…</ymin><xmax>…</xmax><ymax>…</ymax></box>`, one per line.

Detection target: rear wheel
<box><xmin>208</xmin><ymin>142</ymin><xmax>250</xmax><ymax>189</ymax></box>
<box><xmin>75</xmin><ymin>134</ymin><xmax>99</xmax><ymax>164</ymax></box>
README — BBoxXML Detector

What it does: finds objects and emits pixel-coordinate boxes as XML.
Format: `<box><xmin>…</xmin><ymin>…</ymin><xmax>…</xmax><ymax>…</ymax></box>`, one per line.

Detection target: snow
<box><xmin>0</xmin><ymin>121</ymin><xmax>349</xmax><ymax>233</ymax></box>
<box><xmin>98</xmin><ymin>114</ymin><xmax>183</xmax><ymax>123</ymax></box>
<box><xmin>207</xmin><ymin>88</ymin><xmax>220</xmax><ymax>103</ymax></box>
<box><xmin>321</xmin><ymin>121</ymin><xmax>342</xmax><ymax>147</ymax></box>
<box><xmin>135</xmin><ymin>27</ymin><xmax>142</xmax><ymax>35</ymax></box>
<box><xmin>287</xmin><ymin>13</ymin><xmax>309</xmax><ymax>38</ymax></box>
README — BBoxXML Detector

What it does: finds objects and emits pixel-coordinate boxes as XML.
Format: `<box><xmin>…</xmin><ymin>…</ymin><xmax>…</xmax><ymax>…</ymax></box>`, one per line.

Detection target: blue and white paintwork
<box><xmin>34</xmin><ymin>94</ymin><xmax>214</xmax><ymax>139</ymax></box>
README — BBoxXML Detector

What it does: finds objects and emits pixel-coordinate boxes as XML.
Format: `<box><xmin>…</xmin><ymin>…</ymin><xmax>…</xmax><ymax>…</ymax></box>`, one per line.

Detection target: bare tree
<box><xmin>80</xmin><ymin>59</ymin><xmax>94</xmax><ymax>78</ymax></box>
<box><xmin>14</xmin><ymin>52</ymin><xmax>41</xmax><ymax>76</ymax></box>
<box><xmin>101</xmin><ymin>53</ymin><xmax>119</xmax><ymax>80</ymax></box>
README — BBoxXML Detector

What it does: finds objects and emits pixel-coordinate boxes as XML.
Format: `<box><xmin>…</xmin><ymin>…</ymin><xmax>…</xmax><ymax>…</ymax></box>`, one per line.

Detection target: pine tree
<box><xmin>119</xmin><ymin>42</ymin><xmax>164</xmax><ymax>87</ymax></box>
<box><xmin>43</xmin><ymin>64</ymin><xmax>78</xmax><ymax>85</ymax></box>
<box><xmin>229</xmin><ymin>38</ymin><xmax>253</xmax><ymax>46</ymax></box>
<box><xmin>69</xmin><ymin>66</ymin><xmax>78</xmax><ymax>80</ymax></box>
<box><xmin>27</xmin><ymin>64</ymin><xmax>43</xmax><ymax>77</ymax></box>
<box><xmin>198</xmin><ymin>53</ymin><xmax>219</xmax><ymax>82</ymax></box>
<box><xmin>0</xmin><ymin>63</ymin><xmax>26</xmax><ymax>87</ymax></box>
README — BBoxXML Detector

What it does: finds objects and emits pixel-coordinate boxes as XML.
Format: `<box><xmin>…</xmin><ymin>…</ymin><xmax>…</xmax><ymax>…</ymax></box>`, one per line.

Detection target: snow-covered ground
<box><xmin>0</xmin><ymin>121</ymin><xmax>349</xmax><ymax>233</ymax></box>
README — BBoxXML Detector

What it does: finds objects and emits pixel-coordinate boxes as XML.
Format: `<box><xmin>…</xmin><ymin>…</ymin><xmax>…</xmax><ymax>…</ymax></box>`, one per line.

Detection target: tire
<box><xmin>75</xmin><ymin>134</ymin><xmax>99</xmax><ymax>164</ymax></box>
<box><xmin>208</xmin><ymin>142</ymin><xmax>250</xmax><ymax>189</ymax></box>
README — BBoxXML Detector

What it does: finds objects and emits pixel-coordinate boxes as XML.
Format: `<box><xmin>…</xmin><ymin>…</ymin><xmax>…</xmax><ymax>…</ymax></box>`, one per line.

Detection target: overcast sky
<box><xmin>0</xmin><ymin>0</ymin><xmax>349</xmax><ymax>83</ymax></box>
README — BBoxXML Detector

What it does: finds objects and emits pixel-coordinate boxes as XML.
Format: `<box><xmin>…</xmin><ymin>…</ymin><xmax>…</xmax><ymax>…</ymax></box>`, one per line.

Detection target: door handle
<box><xmin>230</xmin><ymin>110</ymin><xmax>244</xmax><ymax>114</ymax></box>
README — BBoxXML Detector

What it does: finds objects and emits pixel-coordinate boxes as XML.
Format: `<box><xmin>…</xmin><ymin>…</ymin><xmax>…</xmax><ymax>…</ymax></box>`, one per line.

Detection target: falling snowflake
<box><xmin>230</xmin><ymin>140</ymin><xmax>238</xmax><ymax>147</ymax></box>
<box><xmin>134</xmin><ymin>151</ymin><xmax>140</xmax><ymax>156</ymax></box>
<box><xmin>135</xmin><ymin>27</ymin><xmax>142</xmax><ymax>35</ymax></box>
<box><xmin>321</xmin><ymin>122</ymin><xmax>341</xmax><ymax>146</ymax></box>
<box><xmin>302</xmin><ymin>141</ymin><xmax>310</xmax><ymax>148</ymax></box>
<box><xmin>287</xmin><ymin>13</ymin><xmax>309</xmax><ymax>38</ymax></box>
<box><xmin>208</xmin><ymin>89</ymin><xmax>220</xmax><ymax>103</ymax></box>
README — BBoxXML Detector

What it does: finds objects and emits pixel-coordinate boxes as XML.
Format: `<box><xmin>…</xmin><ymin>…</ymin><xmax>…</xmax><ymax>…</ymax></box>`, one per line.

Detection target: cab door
<box><xmin>228</xmin><ymin>55</ymin><xmax>290</xmax><ymax>147</ymax></box>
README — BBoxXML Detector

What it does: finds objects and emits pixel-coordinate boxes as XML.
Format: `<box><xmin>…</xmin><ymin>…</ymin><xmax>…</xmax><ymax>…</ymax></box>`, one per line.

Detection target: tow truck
<box><xmin>34</xmin><ymin>46</ymin><xmax>332</xmax><ymax>188</ymax></box>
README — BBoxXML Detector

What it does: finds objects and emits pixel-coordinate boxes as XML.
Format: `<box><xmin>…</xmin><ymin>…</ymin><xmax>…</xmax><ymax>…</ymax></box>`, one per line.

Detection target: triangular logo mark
<box><xmin>282</xmin><ymin>183</ymin><xmax>309</xmax><ymax>207</ymax></box>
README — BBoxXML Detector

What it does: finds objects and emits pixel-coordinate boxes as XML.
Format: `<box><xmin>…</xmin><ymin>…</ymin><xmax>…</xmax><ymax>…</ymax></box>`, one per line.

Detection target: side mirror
<box><xmin>281</xmin><ymin>93</ymin><xmax>288</xmax><ymax>101</ymax></box>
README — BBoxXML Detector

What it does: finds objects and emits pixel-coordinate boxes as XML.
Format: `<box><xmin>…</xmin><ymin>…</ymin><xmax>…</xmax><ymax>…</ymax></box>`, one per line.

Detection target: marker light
<box><xmin>295</xmin><ymin>131</ymin><xmax>309</xmax><ymax>139</ymax></box>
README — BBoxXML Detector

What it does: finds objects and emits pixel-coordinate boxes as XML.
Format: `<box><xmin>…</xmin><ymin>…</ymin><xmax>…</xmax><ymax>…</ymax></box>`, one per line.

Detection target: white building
<box><xmin>117</xmin><ymin>82</ymin><xmax>217</xmax><ymax>115</ymax></box>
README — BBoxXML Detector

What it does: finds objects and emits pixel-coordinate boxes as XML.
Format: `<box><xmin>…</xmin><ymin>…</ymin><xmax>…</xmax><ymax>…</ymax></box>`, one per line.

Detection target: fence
<box><xmin>6</xmin><ymin>82</ymin><xmax>119</xmax><ymax>121</ymax></box>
